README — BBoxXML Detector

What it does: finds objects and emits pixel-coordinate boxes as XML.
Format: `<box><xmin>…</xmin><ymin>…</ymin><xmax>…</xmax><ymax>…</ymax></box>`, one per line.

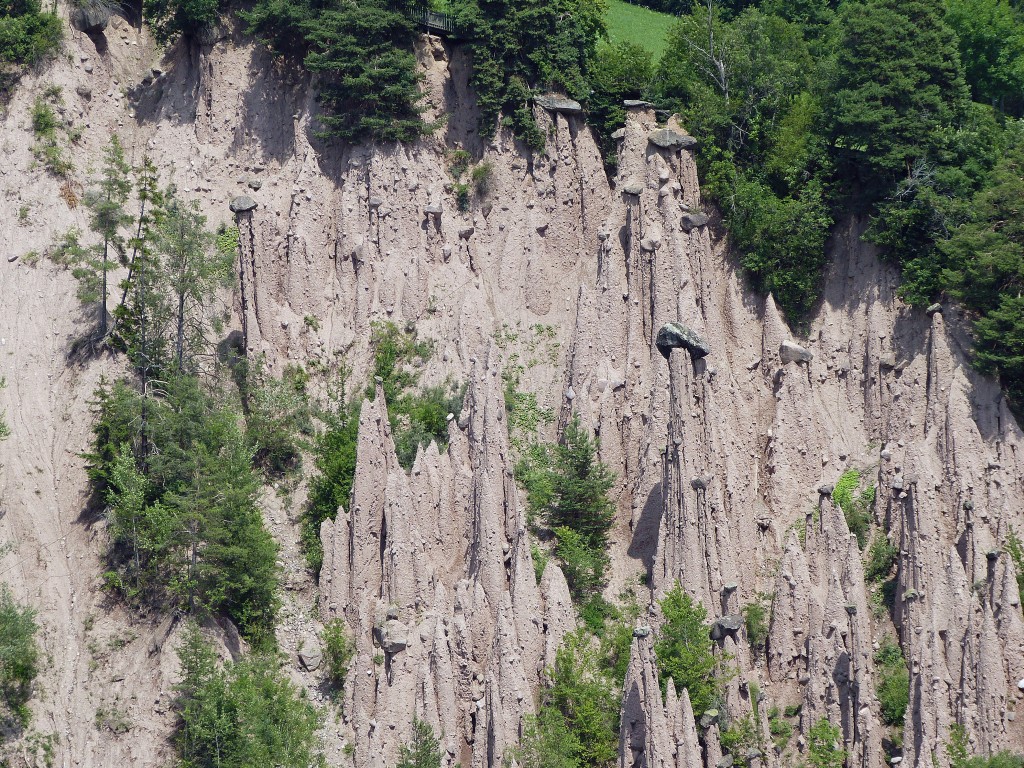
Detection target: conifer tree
<box><xmin>155</xmin><ymin>193</ymin><xmax>230</xmax><ymax>373</ymax></box>
<box><xmin>80</xmin><ymin>136</ymin><xmax>133</xmax><ymax>338</ymax></box>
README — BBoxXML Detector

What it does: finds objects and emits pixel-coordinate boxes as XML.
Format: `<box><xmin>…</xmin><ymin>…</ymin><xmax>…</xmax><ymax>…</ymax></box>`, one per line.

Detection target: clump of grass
<box><xmin>31</xmin><ymin>88</ymin><xmax>73</xmax><ymax>178</ymax></box>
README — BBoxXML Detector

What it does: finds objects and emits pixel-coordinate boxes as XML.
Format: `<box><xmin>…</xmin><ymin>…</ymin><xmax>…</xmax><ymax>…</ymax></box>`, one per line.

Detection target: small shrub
<box><xmin>448</xmin><ymin>149</ymin><xmax>471</xmax><ymax>179</ymax></box>
<box><xmin>30</xmin><ymin>92</ymin><xmax>73</xmax><ymax>178</ymax></box>
<box><xmin>471</xmin><ymin>161</ymin><xmax>493</xmax><ymax>196</ymax></box>
<box><xmin>0</xmin><ymin>587</ymin><xmax>40</xmax><ymax>728</ymax></box>
<box><xmin>0</xmin><ymin>376</ymin><xmax>9</xmax><ymax>440</ymax></box>
<box><xmin>832</xmin><ymin>469</ymin><xmax>874</xmax><ymax>549</ymax></box>
<box><xmin>322</xmin><ymin>619</ymin><xmax>354</xmax><ymax>688</ymax></box>
<box><xmin>396</xmin><ymin>718</ymin><xmax>444</xmax><ymax>768</ymax></box>
<box><xmin>554</xmin><ymin>526</ymin><xmax>608</xmax><ymax>604</ymax></box>
<box><xmin>175</xmin><ymin>625</ymin><xmax>322</xmax><ymax>767</ymax></box>
<box><xmin>303</xmin><ymin>314</ymin><xmax>320</xmax><ymax>332</ymax></box>
<box><xmin>865</xmin><ymin>532</ymin><xmax>898</xmax><ymax>583</ymax></box>
<box><xmin>807</xmin><ymin>719</ymin><xmax>846</xmax><ymax>768</ymax></box>
<box><xmin>875</xmin><ymin>636</ymin><xmax>909</xmax><ymax>727</ymax></box>
<box><xmin>768</xmin><ymin>707</ymin><xmax>793</xmax><ymax>748</ymax></box>
<box><xmin>506</xmin><ymin>706</ymin><xmax>582</xmax><ymax>768</ymax></box>
<box><xmin>719</xmin><ymin>715</ymin><xmax>758</xmax><ymax>764</ymax></box>
<box><xmin>742</xmin><ymin>596</ymin><xmax>770</xmax><ymax>654</ymax></box>
<box><xmin>531</xmin><ymin>542</ymin><xmax>549</xmax><ymax>585</ymax></box>
<box><xmin>245</xmin><ymin>363</ymin><xmax>312</xmax><ymax>476</ymax></box>
<box><xmin>454</xmin><ymin>182</ymin><xmax>470</xmax><ymax>211</ymax></box>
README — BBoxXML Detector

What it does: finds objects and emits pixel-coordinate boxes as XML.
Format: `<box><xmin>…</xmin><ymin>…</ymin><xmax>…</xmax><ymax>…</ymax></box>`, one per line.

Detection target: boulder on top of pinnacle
<box><xmin>648</xmin><ymin>128</ymin><xmax>697</xmax><ymax>150</ymax></box>
<box><xmin>229</xmin><ymin>195</ymin><xmax>257</xmax><ymax>213</ymax></box>
<box><xmin>656</xmin><ymin>322</ymin><xmax>711</xmax><ymax>361</ymax></box>
<box><xmin>779</xmin><ymin>340</ymin><xmax>812</xmax><ymax>364</ymax></box>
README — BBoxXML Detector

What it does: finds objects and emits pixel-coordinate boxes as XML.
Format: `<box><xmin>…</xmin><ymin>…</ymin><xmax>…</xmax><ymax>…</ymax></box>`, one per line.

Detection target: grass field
<box><xmin>604</xmin><ymin>0</ymin><xmax>676</xmax><ymax>61</ymax></box>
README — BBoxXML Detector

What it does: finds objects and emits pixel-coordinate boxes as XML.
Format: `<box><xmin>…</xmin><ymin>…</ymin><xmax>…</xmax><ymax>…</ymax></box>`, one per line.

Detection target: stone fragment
<box><xmin>458</xmin><ymin>226</ymin><xmax>474</xmax><ymax>240</ymax></box>
<box><xmin>632</xmin><ymin>625</ymin><xmax>651</xmax><ymax>638</ymax></box>
<box><xmin>424</xmin><ymin>203</ymin><xmax>442</xmax><ymax>216</ymax></box>
<box><xmin>656</xmin><ymin>322</ymin><xmax>711</xmax><ymax>361</ymax></box>
<box><xmin>76</xmin><ymin>85</ymin><xmax>92</xmax><ymax>100</ymax></box>
<box><xmin>247</xmin><ymin>178</ymin><xmax>262</xmax><ymax>191</ymax></box>
<box><xmin>368</xmin><ymin>197</ymin><xmax>383</xmax><ymax>209</ymax></box>
<box><xmin>779</xmin><ymin>340</ymin><xmax>813</xmax><ymax>364</ymax></box>
<box><xmin>690</xmin><ymin>475</ymin><xmax>712</xmax><ymax>491</ymax></box>
<box><xmin>817</xmin><ymin>483</ymin><xmax>834</xmax><ymax>496</ymax></box>
<box><xmin>623</xmin><ymin>99</ymin><xmax>653</xmax><ymax>108</ymax></box>
<box><xmin>648</xmin><ymin>127</ymin><xmax>697</xmax><ymax>150</ymax></box>
<box><xmin>880</xmin><ymin>353</ymin><xmax>897</xmax><ymax>369</ymax></box>
<box><xmin>680</xmin><ymin>211</ymin><xmax>709</xmax><ymax>231</ymax></box>
<box><xmin>622</xmin><ymin>180</ymin><xmax>644</xmax><ymax>196</ymax></box>
<box><xmin>534</xmin><ymin>94</ymin><xmax>583</xmax><ymax>115</ymax></box>
<box><xmin>926</xmin><ymin>303</ymin><xmax>942</xmax><ymax>316</ymax></box>
<box><xmin>229</xmin><ymin>196</ymin><xmax>257</xmax><ymax>213</ymax></box>
<box><xmin>611</xmin><ymin>128</ymin><xmax>626</xmax><ymax>140</ymax></box>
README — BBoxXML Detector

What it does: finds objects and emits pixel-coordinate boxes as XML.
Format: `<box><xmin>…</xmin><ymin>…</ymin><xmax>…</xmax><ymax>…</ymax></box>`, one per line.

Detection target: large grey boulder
<box><xmin>779</xmin><ymin>340</ymin><xmax>813</xmax><ymax>364</ymax></box>
<box><xmin>710</xmin><ymin>614</ymin><xmax>743</xmax><ymax>640</ymax></box>
<box><xmin>72</xmin><ymin>5</ymin><xmax>111</xmax><ymax>33</ymax></box>
<box><xmin>648</xmin><ymin>127</ymin><xmax>697</xmax><ymax>150</ymax></box>
<box><xmin>229</xmin><ymin>195</ymin><xmax>257</xmax><ymax>213</ymax></box>
<box><xmin>621</xmin><ymin>179</ymin><xmax>644</xmax><ymax>196</ymax></box>
<box><xmin>680</xmin><ymin>211</ymin><xmax>709</xmax><ymax>231</ymax></box>
<box><xmin>535</xmin><ymin>94</ymin><xmax>583</xmax><ymax>115</ymax></box>
<box><xmin>656</xmin><ymin>322</ymin><xmax>711</xmax><ymax>361</ymax></box>
<box><xmin>373</xmin><ymin>619</ymin><xmax>409</xmax><ymax>655</ymax></box>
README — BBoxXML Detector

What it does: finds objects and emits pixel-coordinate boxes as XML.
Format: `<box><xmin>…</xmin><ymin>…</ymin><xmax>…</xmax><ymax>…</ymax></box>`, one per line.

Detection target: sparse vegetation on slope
<box><xmin>0</xmin><ymin>587</ymin><xmax>39</xmax><ymax>730</ymax></box>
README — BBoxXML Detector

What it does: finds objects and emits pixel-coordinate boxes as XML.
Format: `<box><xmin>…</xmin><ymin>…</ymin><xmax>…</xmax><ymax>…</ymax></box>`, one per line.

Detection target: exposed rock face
<box><xmin>1</xmin><ymin>22</ymin><xmax>1023</xmax><ymax>768</ymax></box>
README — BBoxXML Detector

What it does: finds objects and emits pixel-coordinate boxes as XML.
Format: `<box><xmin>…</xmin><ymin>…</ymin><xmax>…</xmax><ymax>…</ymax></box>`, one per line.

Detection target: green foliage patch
<box><xmin>874</xmin><ymin>636</ymin><xmax>909</xmax><ymax>727</ymax></box>
<box><xmin>175</xmin><ymin>625</ymin><xmax>322</xmax><ymax>768</ymax></box>
<box><xmin>603</xmin><ymin>0</ymin><xmax>673</xmax><ymax>59</ymax></box>
<box><xmin>0</xmin><ymin>587</ymin><xmax>40</xmax><ymax>729</ymax></box>
<box><xmin>0</xmin><ymin>0</ymin><xmax>62</xmax><ymax>103</ymax></box>
<box><xmin>832</xmin><ymin>469</ymin><xmax>875</xmax><ymax>549</ymax></box>
<box><xmin>654</xmin><ymin>584</ymin><xmax>719</xmax><ymax>717</ymax></box>
<box><xmin>321</xmin><ymin>619</ymin><xmax>355</xmax><ymax>688</ymax></box>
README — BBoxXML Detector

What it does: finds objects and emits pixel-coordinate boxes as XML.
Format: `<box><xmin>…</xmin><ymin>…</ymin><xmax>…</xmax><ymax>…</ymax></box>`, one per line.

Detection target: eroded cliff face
<box><xmin>1</xmin><ymin>12</ymin><xmax>1022</xmax><ymax>768</ymax></box>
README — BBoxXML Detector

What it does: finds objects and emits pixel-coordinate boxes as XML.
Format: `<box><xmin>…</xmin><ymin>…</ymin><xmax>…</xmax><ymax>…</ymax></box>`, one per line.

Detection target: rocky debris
<box><xmin>779</xmin><ymin>340</ymin><xmax>813</xmax><ymax>364</ymax></box>
<box><xmin>72</xmin><ymin>5</ymin><xmax>110</xmax><ymax>33</ymax></box>
<box><xmin>534</xmin><ymin>94</ymin><xmax>583</xmax><ymax>115</ymax></box>
<box><xmin>655</xmin><ymin>322</ymin><xmax>711</xmax><ymax>360</ymax></box>
<box><xmin>229</xmin><ymin>195</ymin><xmax>257</xmax><ymax>213</ymax></box>
<box><xmin>680</xmin><ymin>211</ymin><xmax>709</xmax><ymax>231</ymax></box>
<box><xmin>648</xmin><ymin>127</ymin><xmax>697</xmax><ymax>150</ymax></box>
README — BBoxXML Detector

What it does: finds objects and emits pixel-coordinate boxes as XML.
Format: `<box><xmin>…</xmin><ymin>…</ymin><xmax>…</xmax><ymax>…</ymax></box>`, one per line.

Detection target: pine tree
<box><xmin>79</xmin><ymin>136</ymin><xmax>133</xmax><ymax>339</ymax></box>
<box><xmin>155</xmin><ymin>193</ymin><xmax>230</xmax><ymax>373</ymax></box>
<box><xmin>547</xmin><ymin>416</ymin><xmax>615</xmax><ymax>553</ymax></box>
<box><xmin>396</xmin><ymin>719</ymin><xmax>443</xmax><ymax>768</ymax></box>
<box><xmin>826</xmin><ymin>0</ymin><xmax>970</xmax><ymax>194</ymax></box>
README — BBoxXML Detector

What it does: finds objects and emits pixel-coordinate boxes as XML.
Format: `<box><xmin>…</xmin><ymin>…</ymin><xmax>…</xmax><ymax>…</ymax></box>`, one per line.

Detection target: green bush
<box><xmin>654</xmin><ymin>585</ymin><xmax>718</xmax><ymax>717</ymax></box>
<box><xmin>0</xmin><ymin>587</ymin><xmax>39</xmax><ymax>728</ymax></box>
<box><xmin>546</xmin><ymin>629</ymin><xmax>619</xmax><ymax>767</ymax></box>
<box><xmin>30</xmin><ymin>92</ymin><xmax>73</xmax><ymax>178</ymax></box>
<box><xmin>0</xmin><ymin>0</ymin><xmax>62</xmax><ymax>102</ymax></box>
<box><xmin>807</xmin><ymin>718</ymin><xmax>846</xmax><ymax>768</ymax></box>
<box><xmin>303</xmin><ymin>396</ymin><xmax>360</xmax><ymax>573</ymax></box>
<box><xmin>175</xmin><ymin>626</ymin><xmax>321</xmax><ymax>768</ymax></box>
<box><xmin>875</xmin><ymin>636</ymin><xmax>909</xmax><ymax>727</ymax></box>
<box><xmin>143</xmin><ymin>0</ymin><xmax>220</xmax><ymax>42</ymax></box>
<box><xmin>245</xmin><ymin>363</ymin><xmax>312</xmax><ymax>476</ymax></box>
<box><xmin>865</xmin><ymin>533</ymin><xmax>898</xmax><ymax>583</ymax></box>
<box><xmin>321</xmin><ymin>619</ymin><xmax>355</xmax><ymax>688</ymax></box>
<box><xmin>0</xmin><ymin>376</ymin><xmax>9</xmax><ymax>441</ymax></box>
<box><xmin>741</xmin><ymin>597</ymin><xmax>769</xmax><ymax>654</ymax></box>
<box><xmin>507</xmin><ymin>706</ymin><xmax>583</xmax><ymax>768</ymax></box>
<box><xmin>396</xmin><ymin>718</ymin><xmax>443</xmax><ymax>768</ymax></box>
<box><xmin>832</xmin><ymin>469</ymin><xmax>874</xmax><ymax>549</ymax></box>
